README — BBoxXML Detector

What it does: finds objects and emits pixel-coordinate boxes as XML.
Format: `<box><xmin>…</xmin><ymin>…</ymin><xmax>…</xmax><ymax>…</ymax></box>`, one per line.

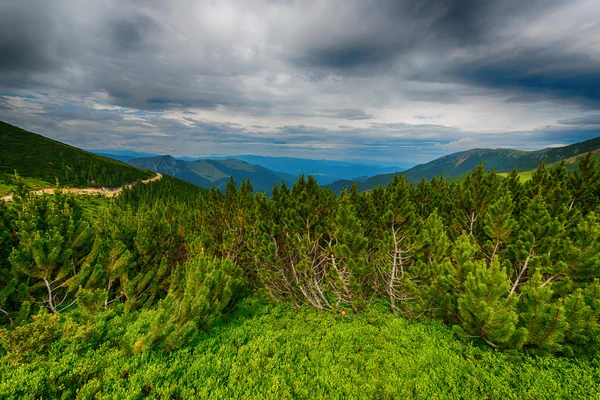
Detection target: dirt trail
<box><xmin>0</xmin><ymin>173</ymin><xmax>162</xmax><ymax>202</ymax></box>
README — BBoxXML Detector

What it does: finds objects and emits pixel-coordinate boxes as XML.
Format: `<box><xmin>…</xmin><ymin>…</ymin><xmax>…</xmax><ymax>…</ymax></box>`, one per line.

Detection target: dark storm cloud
<box><xmin>415</xmin><ymin>0</ymin><xmax>561</xmax><ymax>45</ymax></box>
<box><xmin>0</xmin><ymin>0</ymin><xmax>594</xmax><ymax>111</ymax></box>
<box><xmin>533</xmin><ymin>126</ymin><xmax>600</xmax><ymax>144</ymax></box>
<box><xmin>289</xmin><ymin>0</ymin><xmax>559</xmax><ymax>72</ymax></box>
<box><xmin>287</xmin><ymin>0</ymin><xmax>597</xmax><ymax>109</ymax></box>
<box><xmin>451</xmin><ymin>49</ymin><xmax>600</xmax><ymax>108</ymax></box>
<box><xmin>0</xmin><ymin>0</ymin><xmax>598</xmax><ymax>164</ymax></box>
<box><xmin>558</xmin><ymin>115</ymin><xmax>600</xmax><ymax>126</ymax></box>
<box><xmin>0</xmin><ymin>2</ymin><xmax>67</xmax><ymax>76</ymax></box>
<box><xmin>110</xmin><ymin>14</ymin><xmax>158</xmax><ymax>52</ymax></box>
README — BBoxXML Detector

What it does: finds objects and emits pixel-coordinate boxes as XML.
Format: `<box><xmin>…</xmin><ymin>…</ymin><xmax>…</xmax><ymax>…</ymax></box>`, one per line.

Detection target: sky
<box><xmin>1</xmin><ymin>0</ymin><xmax>599</xmax><ymax>166</ymax></box>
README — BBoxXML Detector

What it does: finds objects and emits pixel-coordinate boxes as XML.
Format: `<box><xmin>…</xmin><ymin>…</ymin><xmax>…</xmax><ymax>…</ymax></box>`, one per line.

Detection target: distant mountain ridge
<box><xmin>93</xmin><ymin>151</ymin><xmax>407</xmax><ymax>185</ymax></box>
<box><xmin>213</xmin><ymin>155</ymin><xmax>408</xmax><ymax>184</ymax></box>
<box><xmin>127</xmin><ymin>155</ymin><xmax>296</xmax><ymax>193</ymax></box>
<box><xmin>328</xmin><ymin>136</ymin><xmax>600</xmax><ymax>192</ymax></box>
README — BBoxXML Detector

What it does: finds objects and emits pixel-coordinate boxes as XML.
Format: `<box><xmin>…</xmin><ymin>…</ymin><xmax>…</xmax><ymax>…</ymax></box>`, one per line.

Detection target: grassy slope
<box><xmin>498</xmin><ymin>152</ymin><xmax>600</xmax><ymax>182</ymax></box>
<box><xmin>0</xmin><ymin>121</ymin><xmax>153</xmax><ymax>189</ymax></box>
<box><xmin>1</xmin><ymin>298</ymin><xmax>598</xmax><ymax>399</ymax></box>
<box><xmin>0</xmin><ymin>174</ymin><xmax>51</xmax><ymax>196</ymax></box>
<box><xmin>498</xmin><ymin>170</ymin><xmax>535</xmax><ymax>182</ymax></box>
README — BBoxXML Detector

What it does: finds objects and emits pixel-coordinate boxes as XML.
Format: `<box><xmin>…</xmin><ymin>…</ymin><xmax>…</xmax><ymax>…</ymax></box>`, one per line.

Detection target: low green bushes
<box><xmin>1</xmin><ymin>298</ymin><xmax>599</xmax><ymax>399</ymax></box>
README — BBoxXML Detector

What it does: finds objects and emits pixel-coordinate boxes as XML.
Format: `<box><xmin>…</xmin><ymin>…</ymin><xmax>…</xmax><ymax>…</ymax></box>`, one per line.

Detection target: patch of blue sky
<box><xmin>59</xmin><ymin>104</ymin><xmax>80</xmax><ymax>111</ymax></box>
<box><xmin>94</xmin><ymin>107</ymin><xmax>151</xmax><ymax>116</ymax></box>
<box><xmin>1</xmin><ymin>93</ymin><xmax>36</xmax><ymax>99</ymax></box>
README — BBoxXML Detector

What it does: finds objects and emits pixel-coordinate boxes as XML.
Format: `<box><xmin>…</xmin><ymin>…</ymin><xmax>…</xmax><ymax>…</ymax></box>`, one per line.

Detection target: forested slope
<box><xmin>0</xmin><ymin>121</ymin><xmax>153</xmax><ymax>188</ymax></box>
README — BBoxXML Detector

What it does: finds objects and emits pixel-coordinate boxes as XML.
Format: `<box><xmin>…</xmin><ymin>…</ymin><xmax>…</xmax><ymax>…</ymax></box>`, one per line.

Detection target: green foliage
<box><xmin>1</xmin><ymin>299</ymin><xmax>600</xmax><ymax>399</ymax></box>
<box><xmin>518</xmin><ymin>272</ymin><xmax>567</xmax><ymax>353</ymax></box>
<box><xmin>330</xmin><ymin>191</ymin><xmax>370</xmax><ymax>311</ymax></box>
<box><xmin>9</xmin><ymin>189</ymin><xmax>93</xmax><ymax>314</ymax></box>
<box><xmin>133</xmin><ymin>254</ymin><xmax>243</xmax><ymax>353</ymax></box>
<box><xmin>0</xmin><ymin>121</ymin><xmax>153</xmax><ymax>189</ymax></box>
<box><xmin>118</xmin><ymin>174</ymin><xmax>206</xmax><ymax>209</ymax></box>
<box><xmin>0</xmin><ymin>312</ymin><xmax>61</xmax><ymax>361</ymax></box>
<box><xmin>482</xmin><ymin>194</ymin><xmax>516</xmax><ymax>260</ymax></box>
<box><xmin>454</xmin><ymin>256</ymin><xmax>527</xmax><ymax>349</ymax></box>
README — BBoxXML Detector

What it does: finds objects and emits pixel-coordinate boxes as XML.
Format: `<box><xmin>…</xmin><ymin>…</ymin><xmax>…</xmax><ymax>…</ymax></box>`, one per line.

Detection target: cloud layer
<box><xmin>1</xmin><ymin>0</ymin><xmax>599</xmax><ymax>165</ymax></box>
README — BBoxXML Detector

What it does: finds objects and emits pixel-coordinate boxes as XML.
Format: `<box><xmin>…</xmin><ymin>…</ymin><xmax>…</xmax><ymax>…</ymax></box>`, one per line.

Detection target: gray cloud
<box><xmin>450</xmin><ymin>48</ymin><xmax>600</xmax><ymax>108</ymax></box>
<box><xmin>0</xmin><ymin>1</ymin><xmax>68</xmax><ymax>77</ymax></box>
<box><xmin>558</xmin><ymin>115</ymin><xmax>600</xmax><ymax>126</ymax></box>
<box><xmin>110</xmin><ymin>14</ymin><xmax>159</xmax><ymax>52</ymax></box>
<box><xmin>0</xmin><ymin>0</ymin><xmax>598</xmax><ymax>165</ymax></box>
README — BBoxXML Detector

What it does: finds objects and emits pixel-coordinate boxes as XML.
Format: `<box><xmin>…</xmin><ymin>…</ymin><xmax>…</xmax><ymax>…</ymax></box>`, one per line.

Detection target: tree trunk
<box><xmin>43</xmin><ymin>277</ymin><xmax>57</xmax><ymax>313</ymax></box>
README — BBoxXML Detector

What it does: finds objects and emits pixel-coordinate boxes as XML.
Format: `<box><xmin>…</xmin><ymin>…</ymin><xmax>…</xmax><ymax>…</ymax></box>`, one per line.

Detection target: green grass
<box><xmin>0</xmin><ymin>183</ymin><xmax>10</xmax><ymax>197</ymax></box>
<box><xmin>498</xmin><ymin>170</ymin><xmax>534</xmax><ymax>182</ymax></box>
<box><xmin>0</xmin><ymin>173</ymin><xmax>52</xmax><ymax>196</ymax></box>
<box><xmin>2</xmin><ymin>298</ymin><xmax>598</xmax><ymax>399</ymax></box>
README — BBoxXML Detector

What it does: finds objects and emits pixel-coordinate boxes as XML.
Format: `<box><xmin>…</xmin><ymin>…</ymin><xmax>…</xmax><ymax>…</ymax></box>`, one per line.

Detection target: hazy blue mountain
<box><xmin>127</xmin><ymin>155</ymin><xmax>297</xmax><ymax>193</ymax></box>
<box><xmin>212</xmin><ymin>155</ymin><xmax>408</xmax><ymax>184</ymax></box>
<box><xmin>93</xmin><ymin>151</ymin><xmax>409</xmax><ymax>184</ymax></box>
<box><xmin>328</xmin><ymin>135</ymin><xmax>600</xmax><ymax>192</ymax></box>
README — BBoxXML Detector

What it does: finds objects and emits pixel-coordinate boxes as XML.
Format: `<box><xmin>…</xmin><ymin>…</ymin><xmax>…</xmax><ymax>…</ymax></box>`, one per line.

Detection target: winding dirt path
<box><xmin>0</xmin><ymin>173</ymin><xmax>162</xmax><ymax>202</ymax></box>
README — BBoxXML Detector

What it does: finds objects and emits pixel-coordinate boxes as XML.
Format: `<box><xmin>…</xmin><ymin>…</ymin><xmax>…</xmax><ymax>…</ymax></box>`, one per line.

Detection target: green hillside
<box><xmin>330</xmin><ymin>136</ymin><xmax>600</xmax><ymax>192</ymax></box>
<box><xmin>0</xmin><ymin>121</ymin><xmax>154</xmax><ymax>190</ymax></box>
<box><xmin>127</xmin><ymin>155</ymin><xmax>297</xmax><ymax>193</ymax></box>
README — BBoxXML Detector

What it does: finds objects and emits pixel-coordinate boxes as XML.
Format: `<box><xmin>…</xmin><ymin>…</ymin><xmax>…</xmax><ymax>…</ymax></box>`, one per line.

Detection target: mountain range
<box><xmin>4</xmin><ymin>121</ymin><xmax>600</xmax><ymax>196</ymax></box>
<box><xmin>127</xmin><ymin>155</ymin><xmax>296</xmax><ymax>194</ymax></box>
<box><xmin>208</xmin><ymin>155</ymin><xmax>407</xmax><ymax>185</ymax></box>
<box><xmin>328</xmin><ymin>136</ymin><xmax>600</xmax><ymax>192</ymax></box>
<box><xmin>92</xmin><ymin>150</ymin><xmax>407</xmax><ymax>185</ymax></box>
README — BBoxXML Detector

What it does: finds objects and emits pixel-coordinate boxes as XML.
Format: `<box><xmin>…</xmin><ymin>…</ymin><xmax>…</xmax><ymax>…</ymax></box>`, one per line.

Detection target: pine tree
<box><xmin>507</xmin><ymin>197</ymin><xmax>565</xmax><ymax>295</ymax></box>
<box><xmin>134</xmin><ymin>253</ymin><xmax>242</xmax><ymax>353</ymax></box>
<box><xmin>453</xmin><ymin>257</ymin><xmax>528</xmax><ymax>349</ymax></box>
<box><xmin>435</xmin><ymin>234</ymin><xmax>480</xmax><ymax>323</ymax></box>
<box><xmin>518</xmin><ymin>272</ymin><xmax>567</xmax><ymax>353</ymax></box>
<box><xmin>412</xmin><ymin>177</ymin><xmax>433</xmax><ymax>221</ymax></box>
<box><xmin>328</xmin><ymin>191</ymin><xmax>370</xmax><ymax>311</ymax></box>
<box><xmin>129</xmin><ymin>201</ymin><xmax>188</xmax><ymax>309</ymax></box>
<box><xmin>544</xmin><ymin>161</ymin><xmax>571</xmax><ymax>220</ymax></box>
<box><xmin>77</xmin><ymin>202</ymin><xmax>137</xmax><ymax>310</ymax></box>
<box><xmin>412</xmin><ymin>212</ymin><xmax>452</xmax><ymax>317</ymax></box>
<box><xmin>454</xmin><ymin>162</ymin><xmax>501</xmax><ymax>236</ymax></box>
<box><xmin>560</xmin><ymin>212</ymin><xmax>600</xmax><ymax>287</ymax></box>
<box><xmin>504</xmin><ymin>167</ymin><xmax>526</xmax><ymax>218</ymax></box>
<box><xmin>221</xmin><ymin>178</ymin><xmax>255</xmax><ymax>268</ymax></box>
<box><xmin>527</xmin><ymin>159</ymin><xmax>550</xmax><ymax>199</ymax></box>
<box><xmin>568</xmin><ymin>153</ymin><xmax>600</xmax><ymax>214</ymax></box>
<box><xmin>482</xmin><ymin>194</ymin><xmax>516</xmax><ymax>262</ymax></box>
<box><xmin>0</xmin><ymin>202</ymin><xmax>17</xmax><ymax>324</ymax></box>
<box><xmin>375</xmin><ymin>174</ymin><xmax>421</xmax><ymax>314</ymax></box>
<box><xmin>561</xmin><ymin>283</ymin><xmax>600</xmax><ymax>355</ymax></box>
<box><xmin>9</xmin><ymin>190</ymin><xmax>92</xmax><ymax>313</ymax></box>
<box><xmin>252</xmin><ymin>176</ymin><xmax>335</xmax><ymax>309</ymax></box>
